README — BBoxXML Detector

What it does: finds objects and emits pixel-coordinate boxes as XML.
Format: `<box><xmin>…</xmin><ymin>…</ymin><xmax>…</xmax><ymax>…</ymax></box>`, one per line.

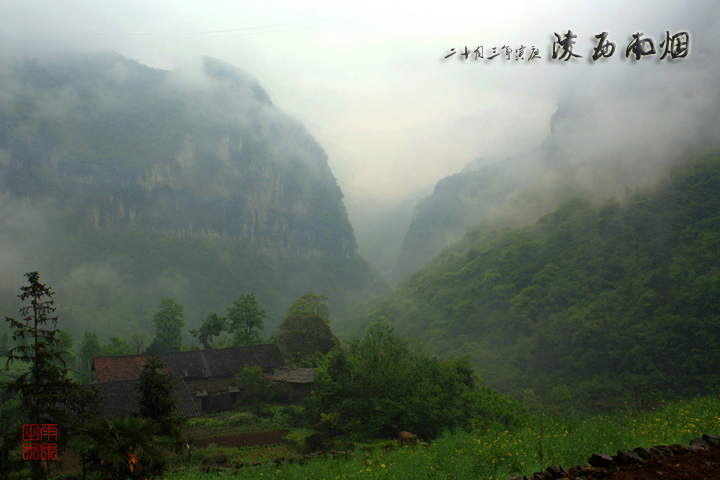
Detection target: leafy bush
<box><xmin>258</xmin><ymin>404</ymin><xmax>293</xmax><ymax>430</ymax></box>
<box><xmin>234</xmin><ymin>365</ymin><xmax>276</xmax><ymax>412</ymax></box>
<box><xmin>282</xmin><ymin>428</ymin><xmax>315</xmax><ymax>453</ymax></box>
<box><xmin>305</xmin><ymin>322</ymin><xmax>527</xmax><ymax>440</ymax></box>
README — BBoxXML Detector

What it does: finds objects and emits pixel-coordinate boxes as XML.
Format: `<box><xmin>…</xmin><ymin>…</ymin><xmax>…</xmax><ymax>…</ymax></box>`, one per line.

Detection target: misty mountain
<box><xmin>391</xmin><ymin>94</ymin><xmax>720</xmax><ymax>284</ymax></box>
<box><xmin>347</xmin><ymin>149</ymin><xmax>720</xmax><ymax>408</ymax></box>
<box><xmin>0</xmin><ymin>52</ymin><xmax>385</xmax><ymax>340</ymax></box>
<box><xmin>391</xmin><ymin>152</ymin><xmax>543</xmax><ymax>283</ymax></box>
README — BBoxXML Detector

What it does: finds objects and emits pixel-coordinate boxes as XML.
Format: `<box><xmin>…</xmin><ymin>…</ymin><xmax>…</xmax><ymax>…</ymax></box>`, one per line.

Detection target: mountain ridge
<box><xmin>0</xmin><ymin>52</ymin><xmax>385</xmax><ymax>340</ymax></box>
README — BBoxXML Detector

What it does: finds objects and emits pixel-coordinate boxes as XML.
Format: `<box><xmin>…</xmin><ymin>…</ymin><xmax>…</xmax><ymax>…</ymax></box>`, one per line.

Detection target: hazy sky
<box><xmin>2</xmin><ymin>0</ymin><xmax>719</xmax><ymax>349</ymax></box>
<box><xmin>2</xmin><ymin>1</ymin><xmax>719</xmax><ymax>265</ymax></box>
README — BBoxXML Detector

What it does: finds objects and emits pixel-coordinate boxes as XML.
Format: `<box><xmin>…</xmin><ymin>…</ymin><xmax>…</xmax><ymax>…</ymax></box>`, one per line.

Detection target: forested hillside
<box><xmin>392</xmin><ymin>94</ymin><xmax>720</xmax><ymax>286</ymax></box>
<box><xmin>0</xmin><ymin>52</ymin><xmax>385</xmax><ymax>339</ymax></box>
<box><xmin>346</xmin><ymin>149</ymin><xmax>720</xmax><ymax>409</ymax></box>
<box><xmin>392</xmin><ymin>152</ymin><xmax>543</xmax><ymax>282</ymax></box>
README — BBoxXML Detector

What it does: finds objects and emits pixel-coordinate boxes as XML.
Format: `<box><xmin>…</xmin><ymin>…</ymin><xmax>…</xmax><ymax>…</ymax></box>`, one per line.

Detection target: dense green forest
<box><xmin>342</xmin><ymin>149</ymin><xmax>720</xmax><ymax>410</ymax></box>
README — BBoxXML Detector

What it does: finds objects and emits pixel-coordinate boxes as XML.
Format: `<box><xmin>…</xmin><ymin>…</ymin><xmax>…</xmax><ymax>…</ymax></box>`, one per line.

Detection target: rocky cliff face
<box><xmin>391</xmin><ymin>151</ymin><xmax>545</xmax><ymax>283</ymax></box>
<box><xmin>0</xmin><ymin>52</ymin><xmax>356</xmax><ymax>260</ymax></box>
<box><xmin>0</xmin><ymin>53</ymin><xmax>384</xmax><ymax>337</ymax></box>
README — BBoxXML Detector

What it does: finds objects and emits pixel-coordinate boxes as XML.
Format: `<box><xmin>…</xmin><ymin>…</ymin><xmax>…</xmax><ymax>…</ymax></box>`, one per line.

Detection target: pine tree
<box><xmin>3</xmin><ymin>272</ymin><xmax>99</xmax><ymax>480</ymax></box>
<box><xmin>135</xmin><ymin>352</ymin><xmax>187</xmax><ymax>461</ymax></box>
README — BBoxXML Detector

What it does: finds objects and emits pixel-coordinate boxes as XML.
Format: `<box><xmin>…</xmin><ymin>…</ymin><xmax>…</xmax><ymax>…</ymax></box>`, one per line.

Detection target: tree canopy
<box><xmin>81</xmin><ymin>331</ymin><xmax>103</xmax><ymax>360</ymax></box>
<box><xmin>226</xmin><ymin>294</ymin><xmax>267</xmax><ymax>346</ymax></box>
<box><xmin>190</xmin><ymin>312</ymin><xmax>227</xmax><ymax>349</ymax></box>
<box><xmin>345</xmin><ymin>151</ymin><xmax>720</xmax><ymax>410</ymax></box>
<box><xmin>130</xmin><ymin>333</ymin><xmax>147</xmax><ymax>355</ymax></box>
<box><xmin>277</xmin><ymin>314</ymin><xmax>338</xmax><ymax>362</ymax></box>
<box><xmin>149</xmin><ymin>297</ymin><xmax>185</xmax><ymax>353</ymax></box>
<box><xmin>233</xmin><ymin>365</ymin><xmax>275</xmax><ymax>412</ymax></box>
<box><xmin>305</xmin><ymin>322</ymin><xmax>525</xmax><ymax>440</ymax></box>
<box><xmin>287</xmin><ymin>291</ymin><xmax>331</xmax><ymax>322</ymax></box>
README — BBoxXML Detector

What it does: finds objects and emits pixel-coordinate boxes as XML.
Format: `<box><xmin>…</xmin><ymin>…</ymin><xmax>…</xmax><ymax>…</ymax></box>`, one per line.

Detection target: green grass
<box><xmin>1</xmin><ymin>360</ymin><xmax>31</xmax><ymax>378</ymax></box>
<box><xmin>188</xmin><ymin>412</ymin><xmax>259</xmax><ymax>429</ymax></box>
<box><xmin>190</xmin><ymin>424</ymin><xmax>280</xmax><ymax>439</ymax></box>
<box><xmin>172</xmin><ymin>443</ymin><xmax>299</xmax><ymax>467</ymax></box>
<box><xmin>160</xmin><ymin>395</ymin><xmax>720</xmax><ymax>480</ymax></box>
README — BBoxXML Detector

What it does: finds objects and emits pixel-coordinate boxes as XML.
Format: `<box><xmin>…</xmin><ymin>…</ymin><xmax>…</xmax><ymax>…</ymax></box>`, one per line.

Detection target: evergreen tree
<box><xmin>135</xmin><ymin>352</ymin><xmax>186</xmax><ymax>457</ymax></box>
<box><xmin>3</xmin><ymin>272</ymin><xmax>99</xmax><ymax>479</ymax></box>
<box><xmin>0</xmin><ymin>332</ymin><xmax>9</xmax><ymax>356</ymax></box>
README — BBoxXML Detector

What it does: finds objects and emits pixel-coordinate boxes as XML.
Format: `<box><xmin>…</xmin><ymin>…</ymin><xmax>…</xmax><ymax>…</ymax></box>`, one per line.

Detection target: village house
<box><xmin>95</xmin><ymin>373</ymin><xmax>200</xmax><ymax>420</ymax></box>
<box><xmin>272</xmin><ymin>368</ymin><xmax>316</xmax><ymax>401</ymax></box>
<box><xmin>92</xmin><ymin>344</ymin><xmax>286</xmax><ymax>413</ymax></box>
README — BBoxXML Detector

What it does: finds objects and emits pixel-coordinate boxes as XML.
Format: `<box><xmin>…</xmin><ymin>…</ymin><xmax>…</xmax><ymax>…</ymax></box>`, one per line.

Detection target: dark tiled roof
<box><xmin>96</xmin><ymin>373</ymin><xmax>199</xmax><ymax>420</ymax></box>
<box><xmin>93</xmin><ymin>344</ymin><xmax>285</xmax><ymax>383</ymax></box>
<box><xmin>272</xmin><ymin>368</ymin><xmax>316</xmax><ymax>384</ymax></box>
<box><xmin>92</xmin><ymin>355</ymin><xmax>159</xmax><ymax>382</ymax></box>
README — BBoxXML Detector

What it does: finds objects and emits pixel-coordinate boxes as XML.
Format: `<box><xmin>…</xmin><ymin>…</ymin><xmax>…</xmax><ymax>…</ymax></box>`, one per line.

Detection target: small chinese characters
<box><xmin>444</xmin><ymin>30</ymin><xmax>688</xmax><ymax>63</ymax></box>
<box><xmin>445</xmin><ymin>45</ymin><xmax>541</xmax><ymax>62</ymax></box>
<box><xmin>22</xmin><ymin>424</ymin><xmax>58</xmax><ymax>461</ymax></box>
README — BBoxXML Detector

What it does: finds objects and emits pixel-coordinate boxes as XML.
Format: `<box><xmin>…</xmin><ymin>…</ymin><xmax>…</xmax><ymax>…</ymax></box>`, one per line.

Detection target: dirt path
<box><xmin>606</xmin><ymin>446</ymin><xmax>720</xmax><ymax>480</ymax></box>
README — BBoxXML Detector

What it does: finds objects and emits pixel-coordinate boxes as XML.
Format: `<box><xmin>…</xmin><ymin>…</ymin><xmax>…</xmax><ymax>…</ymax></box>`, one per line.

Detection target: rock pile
<box><xmin>508</xmin><ymin>433</ymin><xmax>720</xmax><ymax>480</ymax></box>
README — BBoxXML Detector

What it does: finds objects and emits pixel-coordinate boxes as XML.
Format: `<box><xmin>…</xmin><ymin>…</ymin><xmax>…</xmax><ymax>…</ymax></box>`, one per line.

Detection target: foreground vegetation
<box><xmin>156</xmin><ymin>395</ymin><xmax>720</xmax><ymax>480</ymax></box>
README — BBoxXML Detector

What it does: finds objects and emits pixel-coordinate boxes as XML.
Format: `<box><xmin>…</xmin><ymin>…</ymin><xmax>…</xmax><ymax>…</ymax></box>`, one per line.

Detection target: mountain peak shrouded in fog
<box><xmin>0</xmin><ymin>52</ymin><xmax>383</xmax><ymax>338</ymax></box>
<box><xmin>199</xmin><ymin>56</ymin><xmax>272</xmax><ymax>106</ymax></box>
<box><xmin>0</xmin><ymin>52</ymin><xmax>354</xmax><ymax>257</ymax></box>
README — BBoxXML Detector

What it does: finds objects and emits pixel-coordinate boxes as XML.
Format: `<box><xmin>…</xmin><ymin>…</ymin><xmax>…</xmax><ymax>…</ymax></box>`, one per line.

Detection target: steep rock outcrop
<box><xmin>0</xmin><ymin>52</ymin><xmax>356</xmax><ymax>259</ymax></box>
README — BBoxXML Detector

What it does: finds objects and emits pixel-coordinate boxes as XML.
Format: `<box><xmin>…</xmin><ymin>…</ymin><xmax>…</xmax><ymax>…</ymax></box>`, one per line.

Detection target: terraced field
<box><xmin>189</xmin><ymin>425</ymin><xmax>291</xmax><ymax>449</ymax></box>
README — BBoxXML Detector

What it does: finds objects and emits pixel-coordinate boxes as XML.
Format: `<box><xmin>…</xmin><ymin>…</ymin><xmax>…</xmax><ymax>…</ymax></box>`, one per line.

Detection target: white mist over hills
<box><xmin>0</xmin><ymin>0</ymin><xmax>719</xmax><ymax>283</ymax></box>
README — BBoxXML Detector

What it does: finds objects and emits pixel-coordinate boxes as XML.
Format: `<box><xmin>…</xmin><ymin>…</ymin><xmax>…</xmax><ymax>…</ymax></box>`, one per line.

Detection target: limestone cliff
<box><xmin>0</xmin><ymin>53</ymin><xmax>383</xmax><ymax>336</ymax></box>
<box><xmin>0</xmin><ymin>52</ymin><xmax>356</xmax><ymax>260</ymax></box>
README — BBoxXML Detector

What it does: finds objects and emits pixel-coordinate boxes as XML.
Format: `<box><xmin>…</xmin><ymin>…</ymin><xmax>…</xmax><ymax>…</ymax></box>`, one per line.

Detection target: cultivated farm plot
<box><xmin>185</xmin><ymin>425</ymin><xmax>299</xmax><ymax>463</ymax></box>
<box><xmin>192</xmin><ymin>428</ymin><xmax>290</xmax><ymax>449</ymax></box>
<box><xmin>190</xmin><ymin>424</ymin><xmax>280</xmax><ymax>439</ymax></box>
